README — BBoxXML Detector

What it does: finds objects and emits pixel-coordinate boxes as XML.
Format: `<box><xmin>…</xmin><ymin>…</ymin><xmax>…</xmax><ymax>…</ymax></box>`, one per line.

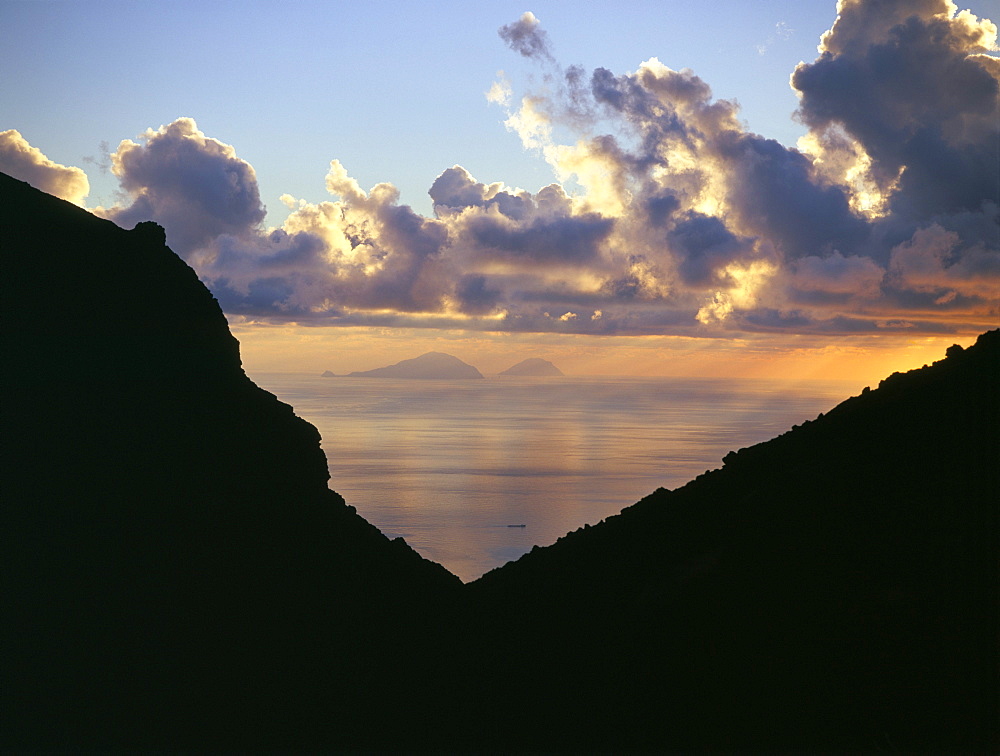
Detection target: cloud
<box><xmin>485</xmin><ymin>72</ymin><xmax>513</xmax><ymax>107</ymax></box>
<box><xmin>498</xmin><ymin>12</ymin><xmax>553</xmax><ymax>62</ymax></box>
<box><xmin>7</xmin><ymin>1</ymin><xmax>996</xmax><ymax>340</ymax></box>
<box><xmin>790</xmin><ymin>251</ymin><xmax>885</xmax><ymax>297</ymax></box>
<box><xmin>463</xmin><ymin>211</ymin><xmax>614</xmax><ymax>264</ymax></box>
<box><xmin>88</xmin><ymin>119</ymin><xmax>451</xmax><ymax>317</ymax></box>
<box><xmin>214</xmin><ymin>158</ymin><xmax>451</xmax><ymax>316</ymax></box>
<box><xmin>430</xmin><ymin>165</ymin><xmax>535</xmax><ymax>219</ymax></box>
<box><xmin>96</xmin><ymin>118</ymin><xmax>266</xmax><ymax>257</ymax></box>
<box><xmin>580</xmin><ymin>58</ymin><xmax>869</xmax><ymax>259</ymax></box>
<box><xmin>0</xmin><ymin>129</ymin><xmax>89</xmax><ymax>205</ymax></box>
<box><xmin>667</xmin><ymin>211</ymin><xmax>756</xmax><ymax>288</ymax></box>
<box><xmin>431</xmin><ymin>166</ymin><xmax>613</xmax><ymax>266</ymax></box>
<box><xmin>482</xmin><ymin>3</ymin><xmax>997</xmax><ymax>333</ymax></box>
<box><xmin>888</xmin><ymin>222</ymin><xmax>1000</xmax><ymax>300</ymax></box>
<box><xmin>792</xmin><ymin>0</ymin><xmax>999</xmax><ymax>221</ymax></box>
<box><xmin>757</xmin><ymin>21</ymin><xmax>794</xmax><ymax>55</ymax></box>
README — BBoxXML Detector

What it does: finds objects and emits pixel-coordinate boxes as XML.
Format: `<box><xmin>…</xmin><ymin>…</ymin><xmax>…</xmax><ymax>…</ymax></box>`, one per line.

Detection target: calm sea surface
<box><xmin>251</xmin><ymin>373</ymin><xmax>858</xmax><ymax>582</ymax></box>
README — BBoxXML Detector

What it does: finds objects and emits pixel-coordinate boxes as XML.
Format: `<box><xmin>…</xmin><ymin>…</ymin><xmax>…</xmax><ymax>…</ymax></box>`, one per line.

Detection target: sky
<box><xmin>2</xmin><ymin>0</ymin><xmax>998</xmax><ymax>383</ymax></box>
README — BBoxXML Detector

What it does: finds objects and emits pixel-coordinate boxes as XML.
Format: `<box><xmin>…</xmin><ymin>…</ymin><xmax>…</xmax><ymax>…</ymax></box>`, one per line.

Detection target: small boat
<box><xmin>507</xmin><ymin>524</ymin><xmax>526</xmax><ymax>528</ymax></box>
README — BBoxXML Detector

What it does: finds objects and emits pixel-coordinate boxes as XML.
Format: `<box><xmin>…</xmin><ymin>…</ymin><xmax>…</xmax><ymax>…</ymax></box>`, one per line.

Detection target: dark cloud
<box><xmin>212</xmin><ymin>228</ymin><xmax>326</xmax><ymax>272</ymax></box>
<box><xmin>644</xmin><ymin>190</ymin><xmax>681</xmax><ymax>227</ymax></box>
<box><xmin>595</xmin><ymin>253</ymin><xmax>679</xmax><ymax>303</ymax></box>
<box><xmin>94</xmin><ymin>123</ymin><xmax>454</xmax><ymax>317</ymax></box>
<box><xmin>465</xmin><ymin>211</ymin><xmax>613</xmax><ymax>263</ymax></box>
<box><xmin>792</xmin><ymin>1</ymin><xmax>1000</xmax><ymax>220</ymax></box>
<box><xmin>429</xmin><ymin>165</ymin><xmax>491</xmax><ymax>212</ymax></box>
<box><xmin>668</xmin><ymin>211</ymin><xmax>755</xmax><ymax>287</ymax></box>
<box><xmin>717</xmin><ymin>131</ymin><xmax>870</xmax><ymax>258</ymax></box>
<box><xmin>261</xmin><ymin>173</ymin><xmax>451</xmax><ymax>315</ymax></box>
<box><xmin>431</xmin><ymin>166</ymin><xmax>614</xmax><ymax>271</ymax></box>
<box><xmin>585</xmin><ymin>61</ymin><xmax>869</xmax><ymax>259</ymax></box>
<box><xmin>736</xmin><ymin>309</ymin><xmax>959</xmax><ymax>335</ymax></box>
<box><xmin>486</xmin><ymin>2</ymin><xmax>997</xmax><ymax>333</ymax></box>
<box><xmin>491</xmin><ymin>304</ymin><xmax>699</xmax><ymax>336</ymax></box>
<box><xmin>454</xmin><ymin>274</ymin><xmax>502</xmax><ymax>315</ymax></box>
<box><xmin>429</xmin><ymin>165</ymin><xmax>532</xmax><ymax>220</ymax></box>
<box><xmin>213</xmin><ymin>276</ymin><xmax>299</xmax><ymax>314</ymax></box>
<box><xmin>498</xmin><ymin>12</ymin><xmax>553</xmax><ymax>62</ymax></box>
<box><xmin>99</xmin><ymin>118</ymin><xmax>265</xmax><ymax>256</ymax></box>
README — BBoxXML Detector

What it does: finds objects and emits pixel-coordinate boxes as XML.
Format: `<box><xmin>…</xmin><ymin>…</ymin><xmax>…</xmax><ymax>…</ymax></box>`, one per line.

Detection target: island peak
<box><xmin>348</xmin><ymin>351</ymin><xmax>483</xmax><ymax>379</ymax></box>
<box><xmin>499</xmin><ymin>357</ymin><xmax>564</xmax><ymax>377</ymax></box>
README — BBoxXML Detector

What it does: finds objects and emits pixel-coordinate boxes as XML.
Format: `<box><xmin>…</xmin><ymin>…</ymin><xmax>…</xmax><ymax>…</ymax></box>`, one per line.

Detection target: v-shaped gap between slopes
<box><xmin>252</xmin><ymin>372</ymin><xmax>859</xmax><ymax>584</ymax></box>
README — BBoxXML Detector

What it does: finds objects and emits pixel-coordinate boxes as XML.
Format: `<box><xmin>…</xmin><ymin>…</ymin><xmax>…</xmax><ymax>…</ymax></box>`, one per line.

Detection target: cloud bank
<box><xmin>12</xmin><ymin>0</ymin><xmax>999</xmax><ymax>337</ymax></box>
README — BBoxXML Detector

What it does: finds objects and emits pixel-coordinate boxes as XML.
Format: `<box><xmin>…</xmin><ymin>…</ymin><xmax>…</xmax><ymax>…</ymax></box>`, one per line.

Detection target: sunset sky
<box><xmin>2</xmin><ymin>0</ymin><xmax>997</xmax><ymax>383</ymax></box>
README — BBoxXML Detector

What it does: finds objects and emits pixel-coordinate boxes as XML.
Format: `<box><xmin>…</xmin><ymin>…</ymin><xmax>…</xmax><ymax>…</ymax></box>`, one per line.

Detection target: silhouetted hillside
<box><xmin>462</xmin><ymin>330</ymin><xmax>999</xmax><ymax>751</ymax></box>
<box><xmin>499</xmin><ymin>357</ymin><xmax>564</xmax><ymax>376</ymax></box>
<box><xmin>1</xmin><ymin>172</ymin><xmax>459</xmax><ymax>750</ymax></box>
<box><xmin>348</xmin><ymin>351</ymin><xmax>483</xmax><ymax>378</ymax></box>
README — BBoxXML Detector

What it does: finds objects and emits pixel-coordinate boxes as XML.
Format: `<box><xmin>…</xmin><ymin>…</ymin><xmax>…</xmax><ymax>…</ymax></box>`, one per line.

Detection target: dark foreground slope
<box><xmin>1</xmin><ymin>173</ymin><xmax>459</xmax><ymax>749</ymax></box>
<box><xmin>3</xmin><ymin>172</ymin><xmax>997</xmax><ymax>751</ymax></box>
<box><xmin>462</xmin><ymin>331</ymin><xmax>998</xmax><ymax>751</ymax></box>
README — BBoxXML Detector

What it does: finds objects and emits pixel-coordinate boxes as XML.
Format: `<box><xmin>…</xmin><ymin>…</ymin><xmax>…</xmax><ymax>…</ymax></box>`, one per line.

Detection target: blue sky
<box><xmin>1</xmin><ymin>1</ymin><xmax>997</xmax><ymax>379</ymax></box>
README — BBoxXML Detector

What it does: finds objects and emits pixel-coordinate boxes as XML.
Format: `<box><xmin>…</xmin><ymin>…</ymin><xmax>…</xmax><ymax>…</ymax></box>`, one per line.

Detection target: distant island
<box><xmin>346</xmin><ymin>351</ymin><xmax>484</xmax><ymax>379</ymax></box>
<box><xmin>320</xmin><ymin>370</ymin><xmax>337</xmax><ymax>377</ymax></box>
<box><xmin>499</xmin><ymin>358</ymin><xmax>564</xmax><ymax>377</ymax></box>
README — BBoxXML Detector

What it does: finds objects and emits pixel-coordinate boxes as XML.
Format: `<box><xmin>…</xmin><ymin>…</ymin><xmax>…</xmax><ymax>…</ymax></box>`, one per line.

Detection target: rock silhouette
<box><xmin>499</xmin><ymin>357</ymin><xmax>564</xmax><ymax>376</ymax></box>
<box><xmin>1</xmin><ymin>172</ymin><xmax>459</xmax><ymax>750</ymax></box>
<box><xmin>347</xmin><ymin>351</ymin><xmax>484</xmax><ymax>378</ymax></box>
<box><xmin>3</xmin><ymin>170</ymin><xmax>996</xmax><ymax>751</ymax></box>
<box><xmin>464</xmin><ymin>328</ymin><xmax>999</xmax><ymax>751</ymax></box>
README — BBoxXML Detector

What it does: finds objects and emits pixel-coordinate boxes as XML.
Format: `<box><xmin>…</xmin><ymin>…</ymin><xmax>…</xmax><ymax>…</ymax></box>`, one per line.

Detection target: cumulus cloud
<box><xmin>0</xmin><ymin>129</ymin><xmax>89</xmax><ymax>205</ymax></box>
<box><xmin>97</xmin><ymin>118</ymin><xmax>266</xmax><ymax>256</ymax></box>
<box><xmin>431</xmin><ymin>165</ymin><xmax>613</xmax><ymax>267</ymax></box>
<box><xmin>213</xmin><ymin>158</ymin><xmax>451</xmax><ymax>317</ymax></box>
<box><xmin>792</xmin><ymin>0</ymin><xmax>999</xmax><ymax>222</ymax></box>
<box><xmin>89</xmin><ymin>119</ymin><xmax>452</xmax><ymax>318</ymax></box>
<box><xmin>7</xmin><ymin>1</ymin><xmax>995</xmax><ymax>339</ymax></box>
<box><xmin>479</xmin><ymin>4</ymin><xmax>997</xmax><ymax>333</ymax></box>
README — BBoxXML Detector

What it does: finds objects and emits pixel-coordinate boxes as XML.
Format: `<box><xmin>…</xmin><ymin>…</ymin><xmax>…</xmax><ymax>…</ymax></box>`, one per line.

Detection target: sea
<box><xmin>251</xmin><ymin>373</ymin><xmax>859</xmax><ymax>582</ymax></box>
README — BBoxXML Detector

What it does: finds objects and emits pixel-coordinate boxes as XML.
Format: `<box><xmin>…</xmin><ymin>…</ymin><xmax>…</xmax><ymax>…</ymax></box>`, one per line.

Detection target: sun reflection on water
<box><xmin>256</xmin><ymin>373</ymin><xmax>856</xmax><ymax>582</ymax></box>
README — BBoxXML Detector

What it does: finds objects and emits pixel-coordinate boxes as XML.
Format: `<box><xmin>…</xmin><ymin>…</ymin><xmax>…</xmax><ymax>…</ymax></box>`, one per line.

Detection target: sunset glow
<box><xmin>226</xmin><ymin>319</ymin><xmax>978</xmax><ymax>388</ymax></box>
